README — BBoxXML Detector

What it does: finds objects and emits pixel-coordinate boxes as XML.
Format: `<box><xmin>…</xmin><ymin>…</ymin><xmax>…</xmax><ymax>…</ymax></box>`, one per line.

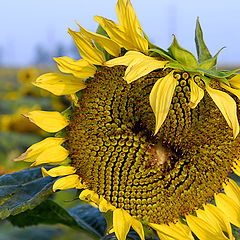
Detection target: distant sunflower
<box><xmin>15</xmin><ymin>0</ymin><xmax>240</xmax><ymax>239</ymax></box>
<box><xmin>17</xmin><ymin>68</ymin><xmax>39</xmax><ymax>84</ymax></box>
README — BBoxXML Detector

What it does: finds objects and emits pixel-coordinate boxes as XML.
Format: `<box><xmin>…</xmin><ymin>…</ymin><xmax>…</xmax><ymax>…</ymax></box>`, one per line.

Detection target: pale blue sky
<box><xmin>1</xmin><ymin>0</ymin><xmax>240</xmax><ymax>66</ymax></box>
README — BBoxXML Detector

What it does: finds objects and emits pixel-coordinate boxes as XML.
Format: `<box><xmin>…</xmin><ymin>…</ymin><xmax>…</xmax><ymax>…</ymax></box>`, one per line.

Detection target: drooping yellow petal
<box><xmin>228</xmin><ymin>74</ymin><xmax>240</xmax><ymax>89</ymax></box>
<box><xmin>33</xmin><ymin>73</ymin><xmax>86</xmax><ymax>96</ymax></box>
<box><xmin>185</xmin><ymin>214</ymin><xmax>227</xmax><ymax>240</ymax></box>
<box><xmin>149</xmin><ymin>222</ymin><xmax>194</xmax><ymax>240</ymax></box>
<box><xmin>215</xmin><ymin>193</ymin><xmax>240</xmax><ymax>228</ymax></box>
<box><xmin>77</xmin><ymin>24</ymin><xmax>121</xmax><ymax>57</ymax></box>
<box><xmin>124</xmin><ymin>57</ymin><xmax>168</xmax><ymax>83</ymax></box>
<box><xmin>232</xmin><ymin>161</ymin><xmax>240</xmax><ymax>176</ymax></box>
<box><xmin>23</xmin><ymin>110</ymin><xmax>69</xmax><ymax>132</ymax></box>
<box><xmin>220</xmin><ymin>83</ymin><xmax>240</xmax><ymax>101</ymax></box>
<box><xmin>150</xmin><ymin>71</ymin><xmax>177</xmax><ymax>135</ymax></box>
<box><xmin>206</xmin><ymin>85</ymin><xmax>239</xmax><ymax>138</ymax></box>
<box><xmin>14</xmin><ymin>137</ymin><xmax>65</xmax><ymax>162</ymax></box>
<box><xmin>31</xmin><ymin>145</ymin><xmax>69</xmax><ymax>166</ymax></box>
<box><xmin>131</xmin><ymin>218</ymin><xmax>145</xmax><ymax>240</ymax></box>
<box><xmin>113</xmin><ymin>209</ymin><xmax>132</xmax><ymax>240</ymax></box>
<box><xmin>204</xmin><ymin>204</ymin><xmax>233</xmax><ymax>240</ymax></box>
<box><xmin>53</xmin><ymin>57</ymin><xmax>97</xmax><ymax>78</ymax></box>
<box><xmin>189</xmin><ymin>77</ymin><xmax>204</xmax><ymax>108</ymax></box>
<box><xmin>68</xmin><ymin>28</ymin><xmax>105</xmax><ymax>65</ymax></box>
<box><xmin>79</xmin><ymin>189</ymin><xmax>100</xmax><ymax>206</ymax></box>
<box><xmin>53</xmin><ymin>174</ymin><xmax>80</xmax><ymax>192</ymax></box>
<box><xmin>41</xmin><ymin>166</ymin><xmax>76</xmax><ymax>178</ymax></box>
<box><xmin>116</xmin><ymin>0</ymin><xmax>148</xmax><ymax>53</ymax></box>
<box><xmin>105</xmin><ymin>51</ymin><xmax>167</xmax><ymax>83</ymax></box>
<box><xmin>223</xmin><ymin>178</ymin><xmax>240</xmax><ymax>206</ymax></box>
<box><xmin>99</xmin><ymin>197</ymin><xmax>116</xmax><ymax>212</ymax></box>
<box><xmin>94</xmin><ymin>15</ymin><xmax>147</xmax><ymax>53</ymax></box>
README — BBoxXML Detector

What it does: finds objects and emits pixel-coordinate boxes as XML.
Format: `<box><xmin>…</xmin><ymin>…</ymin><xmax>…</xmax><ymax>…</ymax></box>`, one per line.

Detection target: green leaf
<box><xmin>95</xmin><ymin>24</ymin><xmax>112</xmax><ymax>61</ymax></box>
<box><xmin>69</xmin><ymin>204</ymin><xmax>107</xmax><ymax>237</ymax></box>
<box><xmin>199</xmin><ymin>47</ymin><xmax>225</xmax><ymax>70</ymax></box>
<box><xmin>0</xmin><ymin>167</ymin><xmax>56</xmax><ymax>219</ymax></box>
<box><xmin>195</xmin><ymin>18</ymin><xmax>212</xmax><ymax>62</ymax></box>
<box><xmin>8</xmin><ymin>201</ymin><xmax>106</xmax><ymax>239</ymax></box>
<box><xmin>168</xmin><ymin>35</ymin><xmax>198</xmax><ymax>68</ymax></box>
<box><xmin>149</xmin><ymin>48</ymin><xmax>175</xmax><ymax>61</ymax></box>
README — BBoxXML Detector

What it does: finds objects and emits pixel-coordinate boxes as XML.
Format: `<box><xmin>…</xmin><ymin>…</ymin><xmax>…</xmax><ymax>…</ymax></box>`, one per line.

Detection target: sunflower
<box><xmin>15</xmin><ymin>0</ymin><xmax>240</xmax><ymax>239</ymax></box>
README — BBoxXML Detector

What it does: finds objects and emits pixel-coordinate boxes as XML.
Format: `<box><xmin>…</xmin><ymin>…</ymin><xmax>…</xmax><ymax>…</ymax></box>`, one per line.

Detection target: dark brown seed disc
<box><xmin>66</xmin><ymin>66</ymin><xmax>240</xmax><ymax>224</ymax></box>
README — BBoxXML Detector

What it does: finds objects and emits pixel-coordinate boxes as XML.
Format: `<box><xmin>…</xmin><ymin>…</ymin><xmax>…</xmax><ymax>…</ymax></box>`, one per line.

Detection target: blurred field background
<box><xmin>1</xmin><ymin>0</ymin><xmax>240</xmax><ymax>239</ymax></box>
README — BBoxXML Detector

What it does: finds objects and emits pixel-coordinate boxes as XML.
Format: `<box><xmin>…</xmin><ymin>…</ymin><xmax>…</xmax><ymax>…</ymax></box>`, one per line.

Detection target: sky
<box><xmin>1</xmin><ymin>0</ymin><xmax>240</xmax><ymax>67</ymax></box>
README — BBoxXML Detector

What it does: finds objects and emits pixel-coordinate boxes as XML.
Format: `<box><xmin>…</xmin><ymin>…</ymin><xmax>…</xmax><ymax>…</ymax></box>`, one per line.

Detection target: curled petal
<box><xmin>41</xmin><ymin>166</ymin><xmax>76</xmax><ymax>178</ymax></box>
<box><xmin>189</xmin><ymin>77</ymin><xmax>204</xmax><ymax>108</ymax></box>
<box><xmin>150</xmin><ymin>71</ymin><xmax>177</xmax><ymax>135</ymax></box>
<box><xmin>53</xmin><ymin>174</ymin><xmax>80</xmax><ymax>192</ymax></box>
<box><xmin>23</xmin><ymin>110</ymin><xmax>69</xmax><ymax>133</ymax></box>
<box><xmin>206</xmin><ymin>85</ymin><xmax>239</xmax><ymax>138</ymax></box>
<box><xmin>105</xmin><ymin>51</ymin><xmax>167</xmax><ymax>83</ymax></box>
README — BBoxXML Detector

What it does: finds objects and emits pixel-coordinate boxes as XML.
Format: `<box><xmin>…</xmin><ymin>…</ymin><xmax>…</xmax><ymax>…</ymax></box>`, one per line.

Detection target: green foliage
<box><xmin>8</xmin><ymin>199</ymin><xmax>106</xmax><ymax>239</ymax></box>
<box><xmin>195</xmin><ymin>18</ymin><xmax>212</xmax><ymax>62</ymax></box>
<box><xmin>168</xmin><ymin>35</ymin><xmax>198</xmax><ymax>68</ymax></box>
<box><xmin>0</xmin><ymin>167</ymin><xmax>55</xmax><ymax>219</ymax></box>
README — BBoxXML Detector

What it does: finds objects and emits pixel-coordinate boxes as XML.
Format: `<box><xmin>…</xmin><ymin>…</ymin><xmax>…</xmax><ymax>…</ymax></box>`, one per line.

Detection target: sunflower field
<box><xmin>1</xmin><ymin>0</ymin><xmax>240</xmax><ymax>239</ymax></box>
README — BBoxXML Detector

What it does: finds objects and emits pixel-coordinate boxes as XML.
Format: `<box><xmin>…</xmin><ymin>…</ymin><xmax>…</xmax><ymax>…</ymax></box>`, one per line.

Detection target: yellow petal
<box><xmin>113</xmin><ymin>209</ymin><xmax>132</xmax><ymax>240</ymax></box>
<box><xmin>215</xmin><ymin>193</ymin><xmax>240</xmax><ymax>228</ymax></box>
<box><xmin>94</xmin><ymin>15</ymin><xmax>145</xmax><ymax>53</ymax></box>
<box><xmin>185</xmin><ymin>214</ymin><xmax>227</xmax><ymax>240</ymax></box>
<box><xmin>79</xmin><ymin>189</ymin><xmax>100</xmax><ymax>206</ymax></box>
<box><xmin>196</xmin><ymin>208</ymin><xmax>228</xmax><ymax>239</ymax></box>
<box><xmin>206</xmin><ymin>85</ymin><xmax>239</xmax><ymax>138</ymax></box>
<box><xmin>189</xmin><ymin>78</ymin><xmax>204</xmax><ymax>108</ymax></box>
<box><xmin>41</xmin><ymin>166</ymin><xmax>76</xmax><ymax>178</ymax></box>
<box><xmin>14</xmin><ymin>137</ymin><xmax>65</xmax><ymax>162</ymax></box>
<box><xmin>105</xmin><ymin>51</ymin><xmax>167</xmax><ymax>83</ymax></box>
<box><xmin>23</xmin><ymin>110</ymin><xmax>69</xmax><ymax>132</ymax></box>
<box><xmin>31</xmin><ymin>145</ymin><xmax>69</xmax><ymax>166</ymax></box>
<box><xmin>78</xmin><ymin>24</ymin><xmax>121</xmax><ymax>57</ymax></box>
<box><xmin>124</xmin><ymin>57</ymin><xmax>168</xmax><ymax>83</ymax></box>
<box><xmin>150</xmin><ymin>71</ymin><xmax>177</xmax><ymax>135</ymax></box>
<box><xmin>232</xmin><ymin>161</ymin><xmax>240</xmax><ymax>176</ymax></box>
<box><xmin>204</xmin><ymin>204</ymin><xmax>233</xmax><ymax>240</ymax></box>
<box><xmin>116</xmin><ymin>0</ymin><xmax>148</xmax><ymax>53</ymax></box>
<box><xmin>149</xmin><ymin>222</ymin><xmax>194</xmax><ymax>240</ymax></box>
<box><xmin>68</xmin><ymin>28</ymin><xmax>105</xmax><ymax>65</ymax></box>
<box><xmin>99</xmin><ymin>197</ymin><xmax>116</xmax><ymax>212</ymax></box>
<box><xmin>131</xmin><ymin>217</ymin><xmax>145</xmax><ymax>240</ymax></box>
<box><xmin>220</xmin><ymin>83</ymin><xmax>240</xmax><ymax>101</ymax></box>
<box><xmin>53</xmin><ymin>174</ymin><xmax>80</xmax><ymax>192</ymax></box>
<box><xmin>223</xmin><ymin>178</ymin><xmax>240</xmax><ymax>206</ymax></box>
<box><xmin>228</xmin><ymin>74</ymin><xmax>240</xmax><ymax>89</ymax></box>
<box><xmin>53</xmin><ymin>57</ymin><xmax>97</xmax><ymax>78</ymax></box>
<box><xmin>33</xmin><ymin>73</ymin><xmax>86</xmax><ymax>96</ymax></box>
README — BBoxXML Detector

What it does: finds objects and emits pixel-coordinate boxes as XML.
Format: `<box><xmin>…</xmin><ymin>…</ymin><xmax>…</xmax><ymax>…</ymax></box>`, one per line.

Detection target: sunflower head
<box><xmin>16</xmin><ymin>1</ymin><xmax>240</xmax><ymax>239</ymax></box>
